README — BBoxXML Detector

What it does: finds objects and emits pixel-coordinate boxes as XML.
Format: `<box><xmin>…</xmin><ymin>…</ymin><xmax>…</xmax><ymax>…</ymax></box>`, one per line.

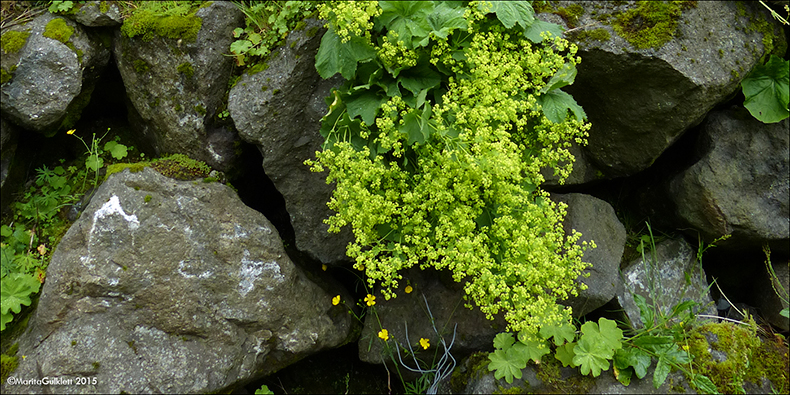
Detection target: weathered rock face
<box><xmin>3</xmin><ymin>167</ymin><xmax>356</xmax><ymax>394</ymax></box>
<box><xmin>670</xmin><ymin>109</ymin><xmax>789</xmax><ymax>253</ymax></box>
<box><xmin>560</xmin><ymin>1</ymin><xmax>785</xmax><ymax>179</ymax></box>
<box><xmin>552</xmin><ymin>193</ymin><xmax>627</xmax><ymax>317</ymax></box>
<box><xmin>69</xmin><ymin>1</ymin><xmax>123</xmax><ymax>27</ymax></box>
<box><xmin>229</xmin><ymin>19</ymin><xmax>352</xmax><ymax>265</ymax></box>
<box><xmin>1</xmin><ymin>12</ymin><xmax>109</xmax><ymax>133</ymax></box>
<box><xmin>754</xmin><ymin>255</ymin><xmax>789</xmax><ymax>331</ymax></box>
<box><xmin>616</xmin><ymin>238</ymin><xmax>717</xmax><ymax>330</ymax></box>
<box><xmin>113</xmin><ymin>2</ymin><xmax>243</xmax><ymax>171</ymax></box>
<box><xmin>356</xmin><ymin>267</ymin><xmax>506</xmax><ymax>366</ymax></box>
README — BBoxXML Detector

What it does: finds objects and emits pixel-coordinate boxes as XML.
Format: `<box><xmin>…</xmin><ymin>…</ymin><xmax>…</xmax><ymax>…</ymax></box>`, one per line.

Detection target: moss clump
<box><xmin>176</xmin><ymin>62</ymin><xmax>194</xmax><ymax>78</ymax></box>
<box><xmin>43</xmin><ymin>18</ymin><xmax>75</xmax><ymax>44</ymax></box>
<box><xmin>247</xmin><ymin>62</ymin><xmax>269</xmax><ymax>75</ymax></box>
<box><xmin>0</xmin><ymin>354</ymin><xmax>18</xmax><ymax>382</ymax></box>
<box><xmin>194</xmin><ymin>104</ymin><xmax>206</xmax><ymax>116</ymax></box>
<box><xmin>99</xmin><ymin>1</ymin><xmax>110</xmax><ymax>13</ymax></box>
<box><xmin>150</xmin><ymin>154</ymin><xmax>212</xmax><ymax>180</ymax></box>
<box><xmin>1</xmin><ymin>30</ymin><xmax>31</xmax><ymax>54</ymax></box>
<box><xmin>612</xmin><ymin>1</ymin><xmax>696</xmax><ymax>50</ymax></box>
<box><xmin>736</xmin><ymin>1</ymin><xmax>787</xmax><ymax>62</ymax></box>
<box><xmin>121</xmin><ymin>3</ymin><xmax>203</xmax><ymax>43</ymax></box>
<box><xmin>687</xmin><ymin>319</ymin><xmax>788</xmax><ymax>394</ymax></box>
<box><xmin>104</xmin><ymin>162</ymin><xmax>149</xmax><ymax>181</ymax></box>
<box><xmin>133</xmin><ymin>59</ymin><xmax>149</xmax><ymax>73</ymax></box>
<box><xmin>305</xmin><ymin>26</ymin><xmax>320</xmax><ymax>38</ymax></box>
<box><xmin>555</xmin><ymin>4</ymin><xmax>585</xmax><ymax>28</ymax></box>
<box><xmin>144</xmin><ymin>194</ymin><xmax>152</xmax><ymax>203</ymax></box>
<box><xmin>573</xmin><ymin>28</ymin><xmax>611</xmax><ymax>44</ymax></box>
<box><xmin>1</xmin><ymin>68</ymin><xmax>11</xmax><ymax>85</ymax></box>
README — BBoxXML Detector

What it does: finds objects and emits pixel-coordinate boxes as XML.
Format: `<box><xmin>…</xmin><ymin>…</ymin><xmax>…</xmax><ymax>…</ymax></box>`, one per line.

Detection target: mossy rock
<box><xmin>1</xmin><ymin>30</ymin><xmax>31</xmax><ymax>54</ymax></box>
<box><xmin>611</xmin><ymin>1</ymin><xmax>697</xmax><ymax>50</ymax></box>
<box><xmin>120</xmin><ymin>3</ymin><xmax>203</xmax><ymax>43</ymax></box>
<box><xmin>43</xmin><ymin>17</ymin><xmax>75</xmax><ymax>44</ymax></box>
<box><xmin>150</xmin><ymin>154</ymin><xmax>212</xmax><ymax>181</ymax></box>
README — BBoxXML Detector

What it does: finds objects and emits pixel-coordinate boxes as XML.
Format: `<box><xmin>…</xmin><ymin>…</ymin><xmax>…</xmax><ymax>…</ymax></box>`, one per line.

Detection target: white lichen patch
<box><xmin>81</xmin><ymin>195</ymin><xmax>139</xmax><ymax>269</ymax></box>
<box><xmin>237</xmin><ymin>250</ymin><xmax>284</xmax><ymax>297</ymax></box>
<box><xmin>178</xmin><ymin>259</ymin><xmax>213</xmax><ymax>279</ymax></box>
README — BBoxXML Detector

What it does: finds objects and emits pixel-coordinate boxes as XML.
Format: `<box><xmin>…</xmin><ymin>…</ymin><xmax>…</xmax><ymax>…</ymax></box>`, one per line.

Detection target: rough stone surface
<box><xmin>669</xmin><ymin>109</ymin><xmax>789</xmax><ymax>253</ymax></box>
<box><xmin>113</xmin><ymin>2</ymin><xmax>243</xmax><ymax>171</ymax></box>
<box><xmin>71</xmin><ymin>1</ymin><xmax>123</xmax><ymax>27</ymax></box>
<box><xmin>2</xmin><ymin>167</ymin><xmax>356</xmax><ymax>394</ymax></box>
<box><xmin>561</xmin><ymin>1</ymin><xmax>785</xmax><ymax>178</ymax></box>
<box><xmin>357</xmin><ymin>267</ymin><xmax>506</xmax><ymax>366</ymax></box>
<box><xmin>616</xmin><ymin>238</ymin><xmax>717</xmax><ymax>330</ymax></box>
<box><xmin>552</xmin><ymin>193</ymin><xmax>627</xmax><ymax>317</ymax></box>
<box><xmin>0</xmin><ymin>117</ymin><xmax>18</xmax><ymax>191</ymax></box>
<box><xmin>1</xmin><ymin>13</ymin><xmax>109</xmax><ymax>133</ymax></box>
<box><xmin>754</xmin><ymin>256</ymin><xmax>789</xmax><ymax>331</ymax></box>
<box><xmin>229</xmin><ymin>19</ymin><xmax>352</xmax><ymax>264</ymax></box>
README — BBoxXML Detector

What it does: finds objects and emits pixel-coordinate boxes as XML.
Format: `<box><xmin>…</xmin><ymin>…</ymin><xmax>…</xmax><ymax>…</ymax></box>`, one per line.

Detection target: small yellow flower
<box><xmin>405</xmin><ymin>285</ymin><xmax>413</xmax><ymax>294</ymax></box>
<box><xmin>358</xmin><ymin>264</ymin><xmax>365</xmax><ymax>271</ymax></box>
<box><xmin>332</xmin><ymin>295</ymin><xmax>341</xmax><ymax>306</ymax></box>
<box><xmin>66</xmin><ymin>129</ymin><xmax>76</xmax><ymax>135</ymax></box>
<box><xmin>682</xmin><ymin>344</ymin><xmax>689</xmax><ymax>352</ymax></box>
<box><xmin>364</xmin><ymin>294</ymin><xmax>376</xmax><ymax>306</ymax></box>
<box><xmin>419</xmin><ymin>338</ymin><xmax>430</xmax><ymax>350</ymax></box>
<box><xmin>322</xmin><ymin>264</ymin><xmax>327</xmax><ymax>271</ymax></box>
<box><xmin>378</xmin><ymin>329</ymin><xmax>389</xmax><ymax>341</ymax></box>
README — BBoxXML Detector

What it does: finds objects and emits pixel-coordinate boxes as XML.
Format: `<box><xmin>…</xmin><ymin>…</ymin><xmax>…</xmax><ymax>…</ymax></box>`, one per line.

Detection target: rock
<box><xmin>615</xmin><ymin>238</ymin><xmax>717</xmax><ymax>330</ymax></box>
<box><xmin>113</xmin><ymin>2</ymin><xmax>243</xmax><ymax>172</ymax></box>
<box><xmin>1</xmin><ymin>13</ymin><xmax>110</xmax><ymax>133</ymax></box>
<box><xmin>558</xmin><ymin>1</ymin><xmax>785</xmax><ymax>178</ymax></box>
<box><xmin>2</xmin><ymin>167</ymin><xmax>356</xmax><ymax>394</ymax></box>
<box><xmin>551</xmin><ymin>193</ymin><xmax>627</xmax><ymax>317</ymax></box>
<box><xmin>356</xmin><ymin>267</ymin><xmax>506</xmax><ymax>366</ymax></box>
<box><xmin>754</xmin><ymin>255</ymin><xmax>789</xmax><ymax>331</ymax></box>
<box><xmin>669</xmin><ymin>109</ymin><xmax>789</xmax><ymax>253</ymax></box>
<box><xmin>70</xmin><ymin>1</ymin><xmax>123</xmax><ymax>27</ymax></box>
<box><xmin>0</xmin><ymin>117</ymin><xmax>19</xmax><ymax>192</ymax></box>
<box><xmin>229</xmin><ymin>19</ymin><xmax>352</xmax><ymax>264</ymax></box>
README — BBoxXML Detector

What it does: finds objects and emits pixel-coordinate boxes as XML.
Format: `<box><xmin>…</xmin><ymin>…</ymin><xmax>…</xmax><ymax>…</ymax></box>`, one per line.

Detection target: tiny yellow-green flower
<box><xmin>332</xmin><ymin>295</ymin><xmax>341</xmax><ymax>306</ymax></box>
<box><xmin>322</xmin><ymin>264</ymin><xmax>328</xmax><ymax>271</ymax></box>
<box><xmin>405</xmin><ymin>285</ymin><xmax>413</xmax><ymax>294</ymax></box>
<box><xmin>419</xmin><ymin>338</ymin><xmax>430</xmax><ymax>350</ymax></box>
<box><xmin>364</xmin><ymin>294</ymin><xmax>376</xmax><ymax>306</ymax></box>
<box><xmin>378</xmin><ymin>329</ymin><xmax>389</xmax><ymax>341</ymax></box>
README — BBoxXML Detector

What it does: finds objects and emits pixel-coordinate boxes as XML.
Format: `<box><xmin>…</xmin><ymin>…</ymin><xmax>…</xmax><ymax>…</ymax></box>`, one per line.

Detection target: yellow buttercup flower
<box><xmin>66</xmin><ymin>129</ymin><xmax>76</xmax><ymax>135</ymax></box>
<box><xmin>378</xmin><ymin>329</ymin><xmax>389</xmax><ymax>341</ymax></box>
<box><xmin>419</xmin><ymin>338</ymin><xmax>430</xmax><ymax>350</ymax></box>
<box><xmin>364</xmin><ymin>294</ymin><xmax>376</xmax><ymax>306</ymax></box>
<box><xmin>322</xmin><ymin>264</ymin><xmax>328</xmax><ymax>271</ymax></box>
<box><xmin>332</xmin><ymin>295</ymin><xmax>341</xmax><ymax>305</ymax></box>
<box><xmin>405</xmin><ymin>285</ymin><xmax>413</xmax><ymax>294</ymax></box>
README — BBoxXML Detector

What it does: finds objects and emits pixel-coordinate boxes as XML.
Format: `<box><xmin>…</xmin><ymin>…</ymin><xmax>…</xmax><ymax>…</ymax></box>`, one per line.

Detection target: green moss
<box><xmin>150</xmin><ymin>154</ymin><xmax>212</xmax><ymax>180</ymax></box>
<box><xmin>0</xmin><ymin>68</ymin><xmax>11</xmax><ymax>85</ymax></box>
<box><xmin>127</xmin><ymin>340</ymin><xmax>137</xmax><ymax>354</ymax></box>
<box><xmin>612</xmin><ymin>1</ymin><xmax>696</xmax><ymax>50</ymax></box>
<box><xmin>174</xmin><ymin>103</ymin><xmax>183</xmax><ymax>112</ymax></box>
<box><xmin>555</xmin><ymin>4</ymin><xmax>585</xmax><ymax>28</ymax></box>
<box><xmin>272</xmin><ymin>89</ymin><xmax>281</xmax><ymax>95</ymax></box>
<box><xmin>687</xmin><ymin>319</ymin><xmax>788</xmax><ymax>394</ymax></box>
<box><xmin>261</xmin><ymin>85</ymin><xmax>269</xmax><ymax>92</ymax></box>
<box><xmin>151</xmin><ymin>97</ymin><xmax>160</xmax><ymax>107</ymax></box>
<box><xmin>194</xmin><ymin>104</ymin><xmax>207</xmax><ymax>115</ymax></box>
<box><xmin>573</xmin><ymin>28</ymin><xmax>611</xmax><ymax>44</ymax></box>
<box><xmin>290</xmin><ymin>40</ymin><xmax>298</xmax><ymax>49</ymax></box>
<box><xmin>247</xmin><ymin>62</ymin><xmax>269</xmax><ymax>75</ymax></box>
<box><xmin>305</xmin><ymin>26</ymin><xmax>320</xmax><ymax>38</ymax></box>
<box><xmin>43</xmin><ymin>18</ymin><xmax>74</xmax><ymax>44</ymax></box>
<box><xmin>144</xmin><ymin>194</ymin><xmax>152</xmax><ymax>203</ymax></box>
<box><xmin>0</xmin><ymin>354</ymin><xmax>18</xmax><ymax>382</ymax></box>
<box><xmin>99</xmin><ymin>1</ymin><xmax>110</xmax><ymax>13</ymax></box>
<box><xmin>121</xmin><ymin>4</ymin><xmax>203</xmax><ymax>43</ymax></box>
<box><xmin>71</xmin><ymin>340</ymin><xmax>77</xmax><ymax>346</ymax></box>
<box><xmin>59</xmin><ymin>84</ymin><xmax>94</xmax><ymax>132</ymax></box>
<box><xmin>92</xmin><ymin>361</ymin><xmax>100</xmax><ymax>370</ymax></box>
<box><xmin>177</xmin><ymin>62</ymin><xmax>194</xmax><ymax>78</ymax></box>
<box><xmin>133</xmin><ymin>59</ymin><xmax>149</xmax><ymax>73</ymax></box>
<box><xmin>534</xmin><ymin>355</ymin><xmax>595</xmax><ymax>393</ymax></box>
<box><xmin>1</xmin><ymin>30</ymin><xmax>31</xmax><ymax>54</ymax></box>
<box><xmin>104</xmin><ymin>162</ymin><xmax>150</xmax><ymax>181</ymax></box>
<box><xmin>736</xmin><ymin>1</ymin><xmax>787</xmax><ymax>61</ymax></box>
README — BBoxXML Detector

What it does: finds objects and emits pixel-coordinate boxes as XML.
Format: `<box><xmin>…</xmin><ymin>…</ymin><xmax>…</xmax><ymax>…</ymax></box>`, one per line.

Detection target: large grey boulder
<box><xmin>1</xmin><ymin>12</ymin><xmax>109</xmax><ymax>133</ymax></box>
<box><xmin>229</xmin><ymin>19</ymin><xmax>352</xmax><ymax>264</ymax></box>
<box><xmin>558</xmin><ymin>1</ymin><xmax>785</xmax><ymax>178</ymax></box>
<box><xmin>616</xmin><ymin>238</ymin><xmax>717</xmax><ymax>330</ymax></box>
<box><xmin>552</xmin><ymin>193</ymin><xmax>627</xmax><ymax>317</ymax></box>
<box><xmin>669</xmin><ymin>109</ymin><xmax>789</xmax><ymax>253</ymax></box>
<box><xmin>69</xmin><ymin>1</ymin><xmax>123</xmax><ymax>27</ymax></box>
<box><xmin>2</xmin><ymin>167</ymin><xmax>356</xmax><ymax>394</ymax></box>
<box><xmin>113</xmin><ymin>2</ymin><xmax>243</xmax><ymax>171</ymax></box>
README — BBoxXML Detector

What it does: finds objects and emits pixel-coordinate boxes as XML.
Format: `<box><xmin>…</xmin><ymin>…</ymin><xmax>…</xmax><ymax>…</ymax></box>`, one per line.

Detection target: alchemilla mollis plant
<box><xmin>308</xmin><ymin>0</ymin><xmax>594</xmax><ymax>339</ymax></box>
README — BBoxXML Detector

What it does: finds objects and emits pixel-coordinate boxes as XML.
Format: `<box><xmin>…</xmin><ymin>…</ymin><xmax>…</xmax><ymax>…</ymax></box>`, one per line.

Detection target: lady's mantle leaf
<box><xmin>484</xmin><ymin>1</ymin><xmax>535</xmax><ymax>30</ymax></box>
<box><xmin>315</xmin><ymin>28</ymin><xmax>377</xmax><ymax>79</ymax></box>
<box><xmin>572</xmin><ymin>338</ymin><xmax>611</xmax><ymax>377</ymax></box>
<box><xmin>345</xmin><ymin>88</ymin><xmax>387</xmax><ymax>126</ymax></box>
<box><xmin>741</xmin><ymin>55</ymin><xmax>789</xmax><ymax>123</ymax></box>
<box><xmin>488</xmin><ymin>349</ymin><xmax>526</xmax><ymax>384</ymax></box>
<box><xmin>539</xmin><ymin>321</ymin><xmax>576</xmax><ymax>345</ymax></box>
<box><xmin>555</xmin><ymin>342</ymin><xmax>578</xmax><ymax>367</ymax></box>
<box><xmin>418</xmin><ymin>2</ymin><xmax>467</xmax><ymax>46</ymax></box>
<box><xmin>1</xmin><ymin>273</ymin><xmax>41</xmax><ymax>331</ymax></box>
<box><xmin>378</xmin><ymin>1</ymin><xmax>433</xmax><ymax>48</ymax></box>
<box><xmin>493</xmin><ymin>332</ymin><xmax>516</xmax><ymax>350</ymax></box>
<box><xmin>524</xmin><ymin>19</ymin><xmax>564</xmax><ymax>43</ymax></box>
<box><xmin>537</xmin><ymin>89</ymin><xmax>586</xmax><ymax>123</ymax></box>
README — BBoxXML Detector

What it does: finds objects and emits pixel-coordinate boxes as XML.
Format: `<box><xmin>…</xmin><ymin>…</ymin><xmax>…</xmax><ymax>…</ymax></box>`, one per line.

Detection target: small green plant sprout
<box><xmin>763</xmin><ymin>245</ymin><xmax>789</xmax><ymax>319</ymax></box>
<box><xmin>67</xmin><ymin>128</ymin><xmax>128</xmax><ymax>188</ymax></box>
<box><xmin>254</xmin><ymin>384</ymin><xmax>274</xmax><ymax>395</ymax></box>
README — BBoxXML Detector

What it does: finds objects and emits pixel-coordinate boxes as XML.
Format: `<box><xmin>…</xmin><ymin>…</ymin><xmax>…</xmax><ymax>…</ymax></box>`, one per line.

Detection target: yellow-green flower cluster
<box><xmin>318</xmin><ymin>1</ymin><xmax>381</xmax><ymax>43</ymax></box>
<box><xmin>312</xmin><ymin>2</ymin><xmax>594</xmax><ymax>335</ymax></box>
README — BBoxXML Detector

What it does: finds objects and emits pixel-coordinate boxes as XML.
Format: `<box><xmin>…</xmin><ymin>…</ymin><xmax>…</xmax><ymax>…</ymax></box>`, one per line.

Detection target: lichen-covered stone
<box><xmin>0</xmin><ymin>167</ymin><xmax>356</xmax><ymax>394</ymax></box>
<box><xmin>70</xmin><ymin>1</ymin><xmax>123</xmax><ymax>27</ymax></box>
